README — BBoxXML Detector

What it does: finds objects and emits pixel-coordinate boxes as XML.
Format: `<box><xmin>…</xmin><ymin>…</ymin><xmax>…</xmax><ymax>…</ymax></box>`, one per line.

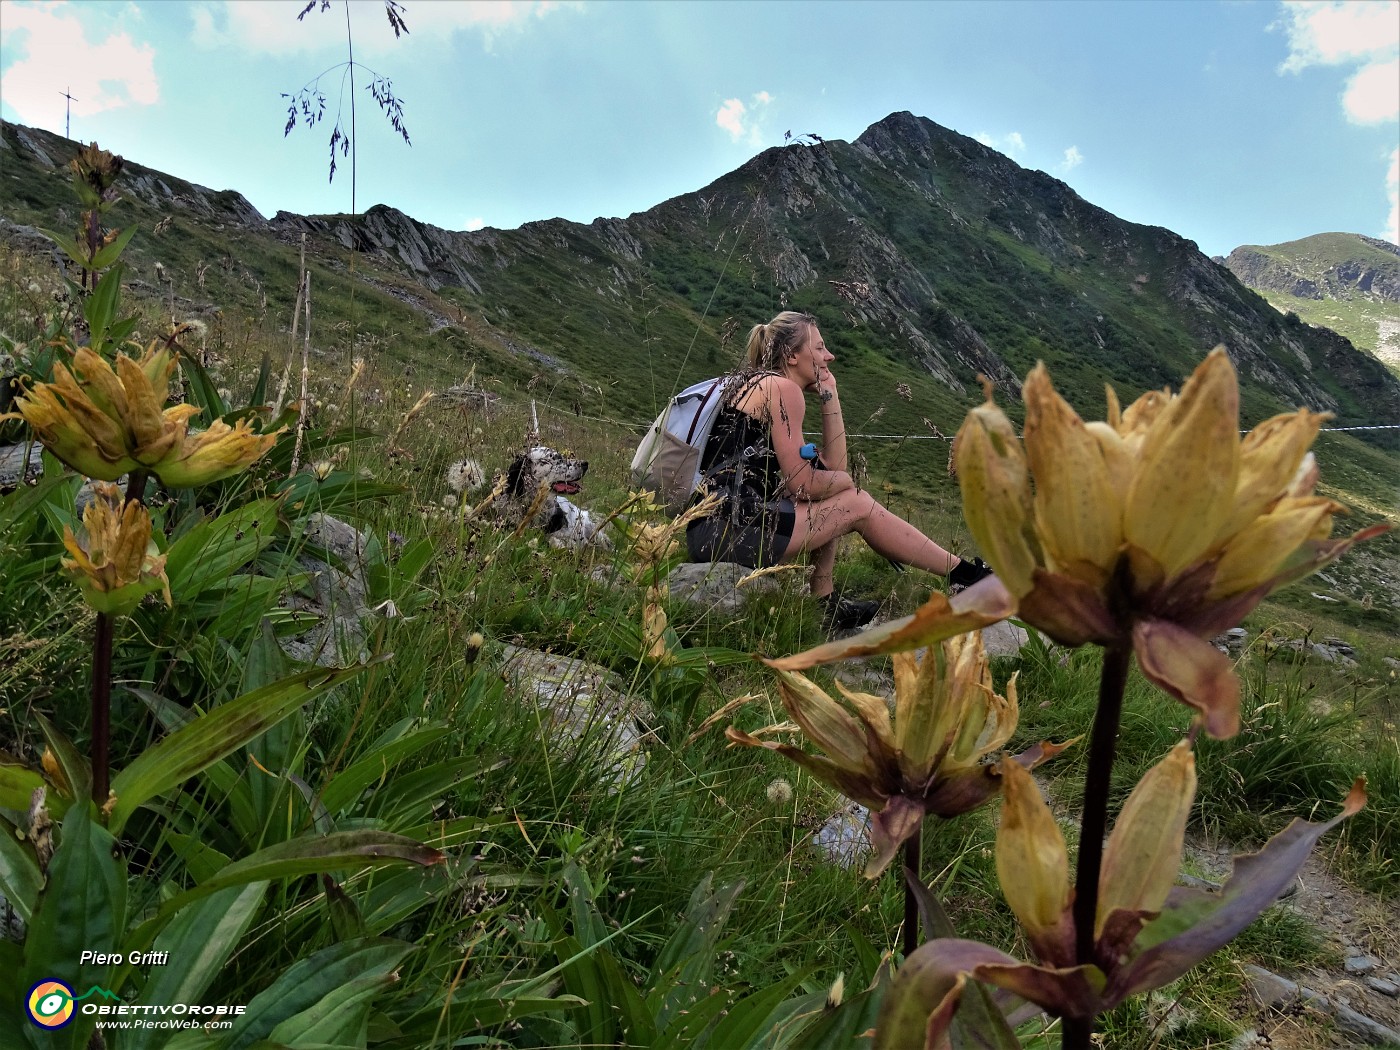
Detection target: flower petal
<box><xmin>1097</xmin><ymin>741</ymin><xmax>1195</xmax><ymax>941</ymax></box>
<box><xmin>996</xmin><ymin>759</ymin><xmax>1075</xmax><ymax>968</ymax></box>
<box><xmin>1207</xmin><ymin>496</ymin><xmax>1344</xmax><ymax>600</ymax></box>
<box><xmin>1132</xmin><ymin>620</ymin><xmax>1240</xmax><ymax>739</ymax></box>
<box><xmin>1022</xmin><ymin>364</ymin><xmax>1123</xmax><ymax>583</ymax></box>
<box><xmin>724</xmin><ymin>726</ymin><xmax>886</xmax><ymax>809</ymax></box>
<box><xmin>865</xmin><ymin>795</ymin><xmax>925</xmax><ymax>879</ymax></box>
<box><xmin>1123</xmin><ymin>348</ymin><xmax>1240</xmax><ymax>578</ymax></box>
<box><xmin>774</xmin><ymin>671</ymin><xmax>875</xmax><ymax>773</ymax></box>
<box><xmin>1111</xmin><ymin>778</ymin><xmax>1366</xmax><ymax>1004</ymax></box>
<box><xmin>1015</xmin><ymin>568</ymin><xmax>1118</xmax><ymax>646</ymax></box>
<box><xmin>1211</xmin><ymin>408</ymin><xmax>1326</xmax><ymax>546</ymax></box>
<box><xmin>765</xmin><ymin>576</ymin><xmax>1016</xmax><ymax>670</ymax></box>
<box><xmin>954</xmin><ymin>394</ymin><xmax>1038</xmax><ymax>597</ymax></box>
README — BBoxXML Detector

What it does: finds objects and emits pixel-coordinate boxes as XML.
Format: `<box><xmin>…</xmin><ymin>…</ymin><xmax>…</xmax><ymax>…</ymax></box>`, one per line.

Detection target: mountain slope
<box><xmin>1224</xmin><ymin>233</ymin><xmax>1400</xmax><ymax>369</ymax></box>
<box><xmin>2</xmin><ymin>114</ymin><xmax>1398</xmax><ymax>454</ymax></box>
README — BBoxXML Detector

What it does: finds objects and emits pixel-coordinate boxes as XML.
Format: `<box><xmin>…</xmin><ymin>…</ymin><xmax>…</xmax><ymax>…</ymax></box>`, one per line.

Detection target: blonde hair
<box><xmin>743</xmin><ymin>311</ymin><xmax>815</xmax><ymax>372</ymax></box>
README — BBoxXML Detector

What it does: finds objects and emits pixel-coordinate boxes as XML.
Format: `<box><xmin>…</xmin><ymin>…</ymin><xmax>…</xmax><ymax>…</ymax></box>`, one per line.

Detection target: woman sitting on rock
<box><xmin>685</xmin><ymin>309</ymin><xmax>992</xmax><ymax>630</ymax></box>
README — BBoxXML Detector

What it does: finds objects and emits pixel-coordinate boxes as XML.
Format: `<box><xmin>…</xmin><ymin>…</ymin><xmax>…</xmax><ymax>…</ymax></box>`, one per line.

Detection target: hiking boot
<box><xmin>819</xmin><ymin>593</ymin><xmax>881</xmax><ymax>631</ymax></box>
<box><xmin>948</xmin><ymin>556</ymin><xmax>993</xmax><ymax>593</ymax></box>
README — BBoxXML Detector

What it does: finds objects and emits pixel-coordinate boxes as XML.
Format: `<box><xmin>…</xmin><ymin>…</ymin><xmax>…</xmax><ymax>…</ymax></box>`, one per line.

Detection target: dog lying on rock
<box><xmin>497</xmin><ymin>445</ymin><xmax>613</xmax><ymax>550</ymax></box>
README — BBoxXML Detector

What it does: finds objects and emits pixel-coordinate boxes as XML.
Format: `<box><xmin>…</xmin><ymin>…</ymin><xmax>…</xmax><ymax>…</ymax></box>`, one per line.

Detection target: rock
<box><xmin>980</xmin><ymin>619</ymin><xmax>1030</xmax><ymax>657</ymax></box>
<box><xmin>497</xmin><ymin>644</ymin><xmax>654</xmax><ymax>790</ymax></box>
<box><xmin>1383</xmin><ymin>657</ymin><xmax>1400</xmax><ymax>671</ymax></box>
<box><xmin>278</xmin><ymin>514</ymin><xmax>375</xmax><ymax>667</ymax></box>
<box><xmin>1346</xmin><ymin>955</ymin><xmax>1381</xmax><ymax>975</ymax></box>
<box><xmin>665</xmin><ymin>561</ymin><xmax>784</xmax><ymax>615</ymax></box>
<box><xmin>1333</xmin><ymin>1003</ymin><xmax>1400</xmax><ymax>1046</ymax></box>
<box><xmin>1365</xmin><ymin>977</ymin><xmax>1398</xmax><ymax>998</ymax></box>
<box><xmin>0</xmin><ymin>442</ymin><xmax>42</xmax><ymax>490</ymax></box>
<box><xmin>1242</xmin><ymin>964</ymin><xmax>1298</xmax><ymax>1007</ymax></box>
<box><xmin>812</xmin><ymin>803</ymin><xmax>871</xmax><ymax>869</ymax></box>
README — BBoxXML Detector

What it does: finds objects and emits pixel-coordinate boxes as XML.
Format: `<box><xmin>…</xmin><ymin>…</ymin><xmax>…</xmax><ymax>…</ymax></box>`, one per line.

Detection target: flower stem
<box><xmin>903</xmin><ymin>822</ymin><xmax>923</xmax><ymax>959</ymax></box>
<box><xmin>92</xmin><ymin>610</ymin><xmax>114</xmax><ymax>805</ymax></box>
<box><xmin>1065</xmin><ymin>644</ymin><xmax>1132</xmax><ymax>1050</ymax></box>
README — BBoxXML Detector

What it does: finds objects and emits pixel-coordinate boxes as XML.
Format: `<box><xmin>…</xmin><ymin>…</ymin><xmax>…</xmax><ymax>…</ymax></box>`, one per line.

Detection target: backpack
<box><xmin>629</xmin><ymin>376</ymin><xmax>734</xmax><ymax>514</ymax></box>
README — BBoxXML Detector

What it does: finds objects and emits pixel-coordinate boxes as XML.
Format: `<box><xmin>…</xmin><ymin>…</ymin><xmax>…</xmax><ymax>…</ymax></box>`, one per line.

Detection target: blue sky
<box><xmin>1</xmin><ymin>0</ymin><xmax>1397</xmax><ymax>259</ymax></box>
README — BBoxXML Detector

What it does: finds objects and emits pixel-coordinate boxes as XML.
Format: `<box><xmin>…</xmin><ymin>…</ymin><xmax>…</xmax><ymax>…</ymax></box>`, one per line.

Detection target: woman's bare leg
<box><xmin>809</xmin><ymin>540</ymin><xmax>838</xmax><ymax>598</ymax></box>
<box><xmin>783</xmin><ymin>489</ymin><xmax>960</xmax><ymax>584</ymax></box>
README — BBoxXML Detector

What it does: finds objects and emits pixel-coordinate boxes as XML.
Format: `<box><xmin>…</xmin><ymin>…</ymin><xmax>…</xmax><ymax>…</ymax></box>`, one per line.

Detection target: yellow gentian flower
<box><xmin>61</xmin><ymin>484</ymin><xmax>171</xmax><ymax>616</ymax></box>
<box><xmin>730</xmin><ymin>630</ymin><xmax>1066</xmax><ymax>877</ymax></box>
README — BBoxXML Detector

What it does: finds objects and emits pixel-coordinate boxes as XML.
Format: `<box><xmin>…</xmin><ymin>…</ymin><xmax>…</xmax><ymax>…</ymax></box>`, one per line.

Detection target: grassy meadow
<box><xmin>0</xmin><ymin>196</ymin><xmax>1397</xmax><ymax>1050</ymax></box>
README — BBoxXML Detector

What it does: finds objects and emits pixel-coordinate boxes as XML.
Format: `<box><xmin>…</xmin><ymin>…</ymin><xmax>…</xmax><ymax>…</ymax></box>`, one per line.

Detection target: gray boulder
<box><xmin>497</xmin><ymin>644</ymin><xmax>655</xmax><ymax>790</ymax></box>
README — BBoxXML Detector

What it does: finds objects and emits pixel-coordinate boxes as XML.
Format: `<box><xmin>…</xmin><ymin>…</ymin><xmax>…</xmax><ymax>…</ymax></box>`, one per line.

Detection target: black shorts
<box><xmin>685</xmin><ymin>498</ymin><xmax>795</xmax><ymax>568</ymax></box>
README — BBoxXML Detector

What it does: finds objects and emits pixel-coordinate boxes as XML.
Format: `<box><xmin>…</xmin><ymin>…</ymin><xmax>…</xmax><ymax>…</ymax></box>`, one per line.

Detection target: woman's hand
<box><xmin>811</xmin><ymin>363</ymin><xmax>839</xmax><ymax>405</ymax></box>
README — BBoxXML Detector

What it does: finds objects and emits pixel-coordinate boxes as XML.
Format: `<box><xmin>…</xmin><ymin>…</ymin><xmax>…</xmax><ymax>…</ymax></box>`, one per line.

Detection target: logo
<box><xmin>27</xmin><ymin>980</ymin><xmax>75</xmax><ymax>1029</ymax></box>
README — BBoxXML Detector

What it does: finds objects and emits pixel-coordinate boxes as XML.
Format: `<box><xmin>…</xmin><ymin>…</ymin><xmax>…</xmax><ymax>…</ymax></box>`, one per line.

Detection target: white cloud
<box><xmin>1384</xmin><ymin>147</ymin><xmax>1399</xmax><ymax>245</ymax></box>
<box><xmin>192</xmin><ymin>0</ymin><xmax>574</xmax><ymax>57</ymax></box>
<box><xmin>974</xmin><ymin>131</ymin><xmax>1027</xmax><ymax>160</ymax></box>
<box><xmin>715</xmin><ymin>91</ymin><xmax>773</xmax><ymax>145</ymax></box>
<box><xmin>0</xmin><ymin>2</ymin><xmax>159</xmax><ymax>127</ymax></box>
<box><xmin>1061</xmin><ymin>145</ymin><xmax>1084</xmax><ymax>172</ymax></box>
<box><xmin>1344</xmin><ymin>56</ymin><xmax>1400</xmax><ymax>124</ymax></box>
<box><xmin>1276</xmin><ymin>1</ymin><xmax>1399</xmax><ymax>125</ymax></box>
<box><xmin>465</xmin><ymin>216</ymin><xmax>485</xmax><ymax>232</ymax></box>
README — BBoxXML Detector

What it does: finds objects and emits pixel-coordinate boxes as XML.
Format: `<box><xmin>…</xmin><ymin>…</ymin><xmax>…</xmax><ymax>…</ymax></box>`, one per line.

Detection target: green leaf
<box><xmin>108</xmin><ymin>660</ymin><xmax>380</xmax><ymax>835</ymax></box>
<box><xmin>123</xmin><ymin>883</ymin><xmax>269</xmax><ymax>1050</ymax></box>
<box><xmin>361</xmin><ymin>756</ymin><xmax>505</xmax><ymax>824</ymax></box>
<box><xmin>179</xmin><ymin>350</ymin><xmax>229</xmax><ymax>422</ymax></box>
<box><xmin>318</xmin><ymin>724</ymin><xmax>452</xmax><ymax>815</ymax></box>
<box><xmin>83</xmin><ymin>262</ymin><xmax>127</xmax><ymax>347</ymax></box>
<box><xmin>38</xmin><ymin>227</ymin><xmax>95</xmax><ymax>272</ymax></box>
<box><xmin>164</xmin><ymin>499</ymin><xmax>285</xmax><ymax>601</ymax></box>
<box><xmin>647</xmin><ymin>873</ymin><xmax>744</xmax><ymax>1032</ymax></box>
<box><xmin>19</xmin><ymin>803</ymin><xmax>126</xmax><ymax>1050</ymax></box>
<box><xmin>700</xmin><ymin>969</ymin><xmax>810</xmax><ymax>1050</ymax></box>
<box><xmin>0</xmin><ymin>814</ymin><xmax>42</xmax><ymax>925</ymax></box>
<box><xmin>165</xmin><ymin>832</ymin><xmax>233</xmax><ymax>884</ymax></box>
<box><xmin>0</xmin><ymin>762</ymin><xmax>48</xmax><ymax>812</ymax></box>
<box><xmin>125</xmin><ymin>830</ymin><xmax>443</xmax><ymax>954</ymax></box>
<box><xmin>89</xmin><ymin>224</ymin><xmax>138</xmax><ymax>271</ymax></box>
<box><xmin>34</xmin><ymin>712</ymin><xmax>91</xmax><ymax>803</ymax></box>
<box><xmin>224</xmin><ymin>938</ymin><xmax>414</xmax><ymax>1050</ymax></box>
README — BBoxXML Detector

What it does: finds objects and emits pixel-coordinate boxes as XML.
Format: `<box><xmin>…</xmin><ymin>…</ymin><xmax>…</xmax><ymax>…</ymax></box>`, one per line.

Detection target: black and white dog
<box><xmin>499</xmin><ymin>446</ymin><xmax>612</xmax><ymax>550</ymax></box>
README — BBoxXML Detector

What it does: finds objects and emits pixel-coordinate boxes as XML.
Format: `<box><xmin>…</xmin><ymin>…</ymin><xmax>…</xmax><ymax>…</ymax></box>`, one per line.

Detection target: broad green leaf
<box><xmin>178</xmin><ymin>350</ymin><xmax>230</xmax><ymax>422</ymax></box>
<box><xmin>701</xmin><ymin>970</ymin><xmax>810</xmax><ymax>1050</ymax></box>
<box><xmin>0</xmin><ymin>762</ymin><xmax>48</xmax><ymax>812</ymax></box>
<box><xmin>108</xmin><ymin>660</ymin><xmax>379</xmax><ymax>835</ymax></box>
<box><xmin>123</xmin><ymin>883</ymin><xmax>268</xmax><ymax>1050</ymax></box>
<box><xmin>164</xmin><ymin>499</ymin><xmax>285</xmax><ymax>601</ymax></box>
<box><xmin>19</xmin><ymin>803</ymin><xmax>126</xmax><ymax>1050</ymax></box>
<box><xmin>0</xmin><ymin>814</ymin><xmax>42</xmax><ymax>924</ymax></box>
<box><xmin>125</xmin><ymin>830</ymin><xmax>443</xmax><ymax>953</ymax></box>
<box><xmin>89</xmin><ymin>225</ymin><xmax>138</xmax><ymax>272</ymax></box>
<box><xmin>318</xmin><ymin>723</ymin><xmax>452</xmax><ymax>815</ymax></box>
<box><xmin>361</xmin><ymin>756</ymin><xmax>505</xmax><ymax>823</ymax></box>
<box><xmin>34</xmin><ymin>712</ymin><xmax>91</xmax><ymax>803</ymax></box>
<box><xmin>82</xmin><ymin>262</ymin><xmax>127</xmax><ymax>347</ymax></box>
<box><xmin>223</xmin><ymin>938</ymin><xmax>414</xmax><ymax>1050</ymax></box>
<box><xmin>647</xmin><ymin>873</ymin><xmax>744</xmax><ymax>1032</ymax></box>
<box><xmin>165</xmin><ymin>832</ymin><xmax>233</xmax><ymax>884</ymax></box>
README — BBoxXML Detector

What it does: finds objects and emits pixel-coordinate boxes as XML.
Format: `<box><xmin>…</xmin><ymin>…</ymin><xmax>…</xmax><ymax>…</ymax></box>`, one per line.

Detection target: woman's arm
<box><xmin>762</xmin><ymin>376</ymin><xmax>854</xmax><ymax>501</ymax></box>
<box><xmin>813</xmin><ymin>367</ymin><xmax>848</xmax><ymax>472</ymax></box>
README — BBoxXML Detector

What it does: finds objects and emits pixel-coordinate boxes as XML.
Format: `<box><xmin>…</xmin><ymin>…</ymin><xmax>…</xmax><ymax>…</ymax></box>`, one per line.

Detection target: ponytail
<box><xmin>742</xmin><ymin>311</ymin><xmax>815</xmax><ymax>372</ymax></box>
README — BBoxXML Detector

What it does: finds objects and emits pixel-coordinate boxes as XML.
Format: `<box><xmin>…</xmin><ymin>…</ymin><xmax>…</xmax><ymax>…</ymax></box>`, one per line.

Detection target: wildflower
<box><xmin>4</xmin><ymin>345</ymin><xmax>278</xmax><ymax>487</ymax></box>
<box><xmin>446</xmin><ymin>457</ymin><xmax>487</xmax><ymax>493</ymax></box>
<box><xmin>60</xmin><ymin>483</ymin><xmax>171</xmax><ymax>616</ymax></box>
<box><xmin>442</xmin><ymin>494</ymin><xmax>459</xmax><ymax>509</ymax></box>
<box><xmin>464</xmin><ymin>632</ymin><xmax>485</xmax><ymax>664</ymax></box>
<box><xmin>877</xmin><ymin>750</ymin><xmax>1366</xmax><ymax>1042</ymax></box>
<box><xmin>775</xmin><ymin>350</ymin><xmax>1388</xmax><ymax>739</ymax></box>
<box><xmin>729</xmin><ymin>630</ymin><xmax>1066</xmax><ymax>877</ymax></box>
<box><xmin>69</xmin><ymin>142</ymin><xmax>124</xmax><ymax>207</ymax></box>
